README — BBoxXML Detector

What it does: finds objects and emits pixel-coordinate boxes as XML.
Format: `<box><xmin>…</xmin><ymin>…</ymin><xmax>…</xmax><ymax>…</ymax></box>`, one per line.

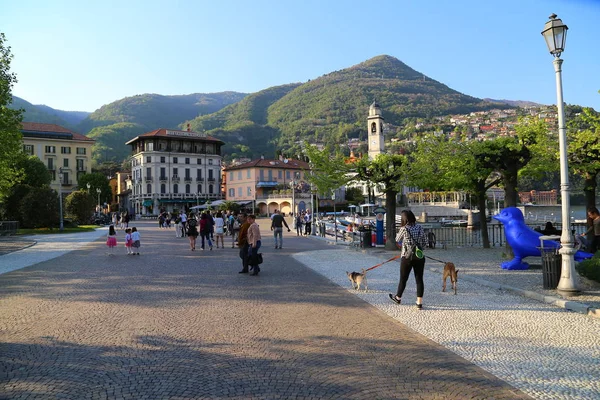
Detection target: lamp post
<box><xmin>96</xmin><ymin>188</ymin><xmax>102</xmax><ymax>214</ymax></box>
<box><xmin>542</xmin><ymin>14</ymin><xmax>579</xmax><ymax>295</ymax></box>
<box><xmin>86</xmin><ymin>182</ymin><xmax>90</xmax><ymax>194</ymax></box>
<box><xmin>58</xmin><ymin>168</ymin><xmax>64</xmax><ymax>231</ymax></box>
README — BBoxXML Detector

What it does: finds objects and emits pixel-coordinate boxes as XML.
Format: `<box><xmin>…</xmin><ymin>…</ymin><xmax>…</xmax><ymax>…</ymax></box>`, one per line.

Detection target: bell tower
<box><xmin>367</xmin><ymin>101</ymin><xmax>385</xmax><ymax>160</ymax></box>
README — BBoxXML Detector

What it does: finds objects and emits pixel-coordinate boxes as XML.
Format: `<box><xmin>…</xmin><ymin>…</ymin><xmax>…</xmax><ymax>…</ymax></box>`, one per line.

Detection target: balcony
<box><xmin>61</xmin><ymin>180</ymin><xmax>73</xmax><ymax>186</ymax></box>
<box><xmin>172</xmin><ymin>176</ymin><xmax>180</xmax><ymax>183</ymax></box>
<box><xmin>77</xmin><ymin>166</ymin><xmax>86</xmax><ymax>172</ymax></box>
<box><xmin>196</xmin><ymin>177</ymin><xmax>203</xmax><ymax>182</ymax></box>
<box><xmin>159</xmin><ymin>176</ymin><xmax>168</xmax><ymax>182</ymax></box>
<box><xmin>207</xmin><ymin>177</ymin><xmax>216</xmax><ymax>182</ymax></box>
<box><xmin>48</xmin><ymin>166</ymin><xmax>56</xmax><ymax>171</ymax></box>
<box><xmin>184</xmin><ymin>176</ymin><xmax>192</xmax><ymax>183</ymax></box>
<box><xmin>145</xmin><ymin>177</ymin><xmax>153</xmax><ymax>183</ymax></box>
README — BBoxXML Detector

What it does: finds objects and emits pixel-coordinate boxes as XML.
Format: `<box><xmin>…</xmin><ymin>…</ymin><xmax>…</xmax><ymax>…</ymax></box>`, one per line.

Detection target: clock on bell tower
<box><xmin>367</xmin><ymin>101</ymin><xmax>385</xmax><ymax>160</ymax></box>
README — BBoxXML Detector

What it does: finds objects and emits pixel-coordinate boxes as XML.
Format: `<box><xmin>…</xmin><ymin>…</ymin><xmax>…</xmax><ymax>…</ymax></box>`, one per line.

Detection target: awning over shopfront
<box><xmin>142</xmin><ymin>200</ymin><xmax>153</xmax><ymax>207</ymax></box>
<box><xmin>158</xmin><ymin>199</ymin><xmax>198</xmax><ymax>204</ymax></box>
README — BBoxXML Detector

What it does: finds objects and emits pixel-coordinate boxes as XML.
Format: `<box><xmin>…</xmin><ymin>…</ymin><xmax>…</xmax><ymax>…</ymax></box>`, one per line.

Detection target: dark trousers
<box><xmin>305</xmin><ymin>222</ymin><xmax>312</xmax><ymax>235</ymax></box>
<box><xmin>395</xmin><ymin>256</ymin><xmax>425</xmax><ymax>298</ymax></box>
<box><xmin>240</xmin><ymin>243</ymin><xmax>249</xmax><ymax>271</ymax></box>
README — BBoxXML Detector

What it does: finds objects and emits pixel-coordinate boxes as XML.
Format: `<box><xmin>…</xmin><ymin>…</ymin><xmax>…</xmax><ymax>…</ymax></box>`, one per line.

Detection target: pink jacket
<box><xmin>247</xmin><ymin>223</ymin><xmax>261</xmax><ymax>247</ymax></box>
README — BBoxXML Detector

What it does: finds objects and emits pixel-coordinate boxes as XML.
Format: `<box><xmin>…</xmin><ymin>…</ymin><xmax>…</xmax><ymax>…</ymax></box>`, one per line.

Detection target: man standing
<box><xmin>304</xmin><ymin>210</ymin><xmax>312</xmax><ymax>236</ymax></box>
<box><xmin>585</xmin><ymin>207</ymin><xmax>600</xmax><ymax>253</ymax></box>
<box><xmin>271</xmin><ymin>209</ymin><xmax>291</xmax><ymax>249</ymax></box>
<box><xmin>180</xmin><ymin>211</ymin><xmax>188</xmax><ymax>237</ymax></box>
<box><xmin>237</xmin><ymin>213</ymin><xmax>250</xmax><ymax>273</ymax></box>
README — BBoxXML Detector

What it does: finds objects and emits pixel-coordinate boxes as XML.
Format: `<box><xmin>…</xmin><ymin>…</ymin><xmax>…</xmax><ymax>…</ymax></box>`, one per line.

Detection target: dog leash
<box><xmin>365</xmin><ymin>255</ymin><xmax>401</xmax><ymax>271</ymax></box>
<box><xmin>425</xmin><ymin>255</ymin><xmax>447</xmax><ymax>264</ymax></box>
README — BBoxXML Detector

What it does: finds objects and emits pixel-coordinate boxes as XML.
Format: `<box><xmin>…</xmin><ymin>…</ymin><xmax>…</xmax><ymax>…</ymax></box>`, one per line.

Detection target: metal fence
<box><xmin>0</xmin><ymin>221</ymin><xmax>19</xmax><ymax>236</ymax></box>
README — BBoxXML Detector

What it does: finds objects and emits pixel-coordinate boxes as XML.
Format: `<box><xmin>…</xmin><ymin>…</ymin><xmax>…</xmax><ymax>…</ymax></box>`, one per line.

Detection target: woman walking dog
<box><xmin>389</xmin><ymin>210</ymin><xmax>428</xmax><ymax>309</ymax></box>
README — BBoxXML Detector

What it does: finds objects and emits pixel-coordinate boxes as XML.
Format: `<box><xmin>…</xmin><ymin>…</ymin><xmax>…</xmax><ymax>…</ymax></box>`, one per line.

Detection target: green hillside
<box><xmin>10</xmin><ymin>96</ymin><xmax>72</xmax><ymax>128</ymax></box>
<box><xmin>76</xmin><ymin>91</ymin><xmax>247</xmax><ymax>165</ymax></box>
<box><xmin>185</xmin><ymin>55</ymin><xmax>500</xmax><ymax>159</ymax></box>
<box><xmin>35</xmin><ymin>104</ymin><xmax>89</xmax><ymax>126</ymax></box>
<box><xmin>184</xmin><ymin>84</ymin><xmax>302</xmax><ymax>159</ymax></box>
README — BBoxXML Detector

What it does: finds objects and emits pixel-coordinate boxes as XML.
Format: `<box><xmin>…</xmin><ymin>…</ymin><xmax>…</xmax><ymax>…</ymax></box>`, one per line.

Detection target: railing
<box><xmin>207</xmin><ymin>177</ymin><xmax>216</xmax><ymax>182</ymax></box>
<box><xmin>196</xmin><ymin>178</ymin><xmax>203</xmax><ymax>182</ymax></box>
<box><xmin>159</xmin><ymin>176</ymin><xmax>168</xmax><ymax>181</ymax></box>
<box><xmin>256</xmin><ymin>193</ymin><xmax>312</xmax><ymax>200</ymax></box>
<box><xmin>184</xmin><ymin>177</ymin><xmax>192</xmax><ymax>182</ymax></box>
<box><xmin>77</xmin><ymin>166</ymin><xmax>86</xmax><ymax>171</ymax></box>
<box><xmin>0</xmin><ymin>221</ymin><xmax>19</xmax><ymax>236</ymax></box>
<box><xmin>61</xmin><ymin>180</ymin><xmax>72</xmax><ymax>186</ymax></box>
<box><xmin>145</xmin><ymin>177</ymin><xmax>153</xmax><ymax>182</ymax></box>
<box><xmin>172</xmin><ymin>176</ymin><xmax>180</xmax><ymax>182</ymax></box>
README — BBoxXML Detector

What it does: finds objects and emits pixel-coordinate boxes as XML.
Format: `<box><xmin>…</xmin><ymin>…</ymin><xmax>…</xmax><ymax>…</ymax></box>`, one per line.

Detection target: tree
<box><xmin>0</xmin><ymin>32</ymin><xmax>24</xmax><ymax>199</ymax></box>
<box><xmin>77</xmin><ymin>173</ymin><xmax>112</xmax><ymax>204</ymax></box>
<box><xmin>303</xmin><ymin>143</ymin><xmax>352</xmax><ymax>197</ymax></box>
<box><xmin>19</xmin><ymin>187</ymin><xmax>59</xmax><ymax>229</ymax></box>
<box><xmin>218</xmin><ymin>200</ymin><xmax>240</xmax><ymax>213</ymax></box>
<box><xmin>345</xmin><ymin>187</ymin><xmax>364</xmax><ymax>205</ymax></box>
<box><xmin>568</xmin><ymin>107</ymin><xmax>600</xmax><ymax>214</ymax></box>
<box><xmin>65</xmin><ymin>190</ymin><xmax>94</xmax><ymax>224</ymax></box>
<box><xmin>16</xmin><ymin>155</ymin><xmax>52</xmax><ymax>188</ymax></box>
<box><xmin>0</xmin><ymin>184</ymin><xmax>31</xmax><ymax>222</ymax></box>
<box><xmin>354</xmin><ymin>153</ymin><xmax>406</xmax><ymax>250</ymax></box>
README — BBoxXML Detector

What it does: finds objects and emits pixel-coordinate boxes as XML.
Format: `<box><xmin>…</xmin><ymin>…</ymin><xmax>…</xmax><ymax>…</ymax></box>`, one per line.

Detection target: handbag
<box><xmin>405</xmin><ymin>228</ymin><xmax>424</xmax><ymax>261</ymax></box>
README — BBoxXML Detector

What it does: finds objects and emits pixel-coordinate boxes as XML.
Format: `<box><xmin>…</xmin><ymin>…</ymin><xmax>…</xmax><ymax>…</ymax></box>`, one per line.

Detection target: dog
<box><xmin>346</xmin><ymin>269</ymin><xmax>367</xmax><ymax>291</ymax></box>
<box><xmin>442</xmin><ymin>262</ymin><xmax>459</xmax><ymax>294</ymax></box>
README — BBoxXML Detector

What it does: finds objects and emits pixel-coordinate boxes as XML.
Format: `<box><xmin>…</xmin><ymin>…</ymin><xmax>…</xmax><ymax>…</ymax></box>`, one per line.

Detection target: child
<box><xmin>131</xmin><ymin>227</ymin><xmax>141</xmax><ymax>255</ymax></box>
<box><xmin>106</xmin><ymin>225</ymin><xmax>117</xmax><ymax>256</ymax></box>
<box><xmin>124</xmin><ymin>228</ymin><xmax>133</xmax><ymax>255</ymax></box>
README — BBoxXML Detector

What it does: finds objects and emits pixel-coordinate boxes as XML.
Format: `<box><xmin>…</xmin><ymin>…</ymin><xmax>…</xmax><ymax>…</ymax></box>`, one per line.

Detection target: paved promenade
<box><xmin>0</xmin><ymin>219</ymin><xmax>598</xmax><ymax>399</ymax></box>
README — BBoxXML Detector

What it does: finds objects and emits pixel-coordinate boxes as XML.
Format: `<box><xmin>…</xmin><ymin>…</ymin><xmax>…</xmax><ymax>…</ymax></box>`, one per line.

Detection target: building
<box><xmin>125</xmin><ymin>128</ymin><xmax>224</xmax><ymax>215</ymax></box>
<box><xmin>224</xmin><ymin>157</ymin><xmax>312</xmax><ymax>215</ymax></box>
<box><xmin>367</xmin><ymin>101</ymin><xmax>385</xmax><ymax>160</ymax></box>
<box><xmin>20</xmin><ymin>122</ymin><xmax>94</xmax><ymax>194</ymax></box>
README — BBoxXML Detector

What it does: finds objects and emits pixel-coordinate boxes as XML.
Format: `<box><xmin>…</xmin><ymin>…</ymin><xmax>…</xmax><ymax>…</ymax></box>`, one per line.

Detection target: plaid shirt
<box><xmin>396</xmin><ymin>224</ymin><xmax>427</xmax><ymax>259</ymax></box>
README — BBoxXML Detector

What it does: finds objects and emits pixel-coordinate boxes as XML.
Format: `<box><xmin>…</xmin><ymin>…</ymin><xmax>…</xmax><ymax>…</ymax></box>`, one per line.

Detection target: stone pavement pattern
<box><xmin>0</xmin><ymin>221</ymin><xmax>529</xmax><ymax>399</ymax></box>
<box><xmin>293</xmin><ymin>248</ymin><xmax>600</xmax><ymax>400</ymax></box>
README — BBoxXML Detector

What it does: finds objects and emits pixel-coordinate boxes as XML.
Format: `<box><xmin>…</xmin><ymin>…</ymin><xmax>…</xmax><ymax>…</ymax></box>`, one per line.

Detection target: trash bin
<box><xmin>538</xmin><ymin>247</ymin><xmax>561</xmax><ymax>289</ymax></box>
<box><xmin>359</xmin><ymin>226</ymin><xmax>372</xmax><ymax>248</ymax></box>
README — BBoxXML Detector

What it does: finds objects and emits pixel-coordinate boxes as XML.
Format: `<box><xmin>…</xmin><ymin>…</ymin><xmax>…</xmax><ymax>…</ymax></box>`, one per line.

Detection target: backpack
<box><xmin>188</xmin><ymin>218</ymin><xmax>197</xmax><ymax>227</ymax></box>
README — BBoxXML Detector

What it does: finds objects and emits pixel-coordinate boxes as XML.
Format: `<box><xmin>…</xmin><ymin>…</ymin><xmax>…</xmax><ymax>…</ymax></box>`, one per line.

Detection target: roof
<box><xmin>125</xmin><ymin>128</ymin><xmax>224</xmax><ymax>145</ymax></box>
<box><xmin>21</xmin><ymin>122</ymin><xmax>94</xmax><ymax>142</ymax></box>
<box><xmin>224</xmin><ymin>158</ymin><xmax>309</xmax><ymax>171</ymax></box>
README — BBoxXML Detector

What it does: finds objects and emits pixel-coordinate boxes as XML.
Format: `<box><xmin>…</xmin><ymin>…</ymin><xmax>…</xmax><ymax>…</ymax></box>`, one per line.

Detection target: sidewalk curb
<box><xmin>426</xmin><ymin>265</ymin><xmax>599</xmax><ymax>320</ymax></box>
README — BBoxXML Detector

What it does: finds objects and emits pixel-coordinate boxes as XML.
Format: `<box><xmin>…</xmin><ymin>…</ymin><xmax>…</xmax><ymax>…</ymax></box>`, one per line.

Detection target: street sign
<box><xmin>373</xmin><ymin>207</ymin><xmax>386</xmax><ymax>214</ymax></box>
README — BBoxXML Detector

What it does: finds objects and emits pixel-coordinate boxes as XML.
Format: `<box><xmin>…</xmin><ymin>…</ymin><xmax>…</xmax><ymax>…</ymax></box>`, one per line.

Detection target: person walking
<box><xmin>237</xmin><ymin>213</ymin><xmax>250</xmax><ymax>273</ymax></box>
<box><xmin>131</xmin><ymin>227</ymin><xmax>141</xmax><ymax>255</ymax></box>
<box><xmin>106</xmin><ymin>225</ymin><xmax>118</xmax><ymax>256</ymax></box>
<box><xmin>271</xmin><ymin>209</ymin><xmax>290</xmax><ymax>249</ymax></box>
<box><xmin>231</xmin><ymin>213</ymin><xmax>241</xmax><ymax>248</ymax></box>
<box><xmin>389</xmin><ymin>210</ymin><xmax>428</xmax><ymax>309</ymax></box>
<box><xmin>295</xmin><ymin>213</ymin><xmax>304</xmax><ymax>236</ymax></box>
<box><xmin>199</xmin><ymin>212</ymin><xmax>213</xmax><ymax>250</ymax></box>
<box><xmin>124</xmin><ymin>228</ymin><xmax>133</xmax><ymax>255</ymax></box>
<box><xmin>180</xmin><ymin>211</ymin><xmax>188</xmax><ymax>237</ymax></box>
<box><xmin>187</xmin><ymin>214</ymin><xmax>198</xmax><ymax>251</ymax></box>
<box><xmin>304</xmin><ymin>211</ymin><xmax>312</xmax><ymax>236</ymax></box>
<box><xmin>247</xmin><ymin>214</ymin><xmax>262</xmax><ymax>275</ymax></box>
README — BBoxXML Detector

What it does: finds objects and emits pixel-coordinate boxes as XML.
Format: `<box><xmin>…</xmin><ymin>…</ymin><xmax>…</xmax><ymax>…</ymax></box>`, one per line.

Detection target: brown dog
<box><xmin>346</xmin><ymin>269</ymin><xmax>367</xmax><ymax>291</ymax></box>
<box><xmin>442</xmin><ymin>262</ymin><xmax>459</xmax><ymax>294</ymax></box>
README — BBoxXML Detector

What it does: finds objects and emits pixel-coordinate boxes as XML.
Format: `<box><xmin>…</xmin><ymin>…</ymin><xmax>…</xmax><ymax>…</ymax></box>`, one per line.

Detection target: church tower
<box><xmin>367</xmin><ymin>101</ymin><xmax>385</xmax><ymax>160</ymax></box>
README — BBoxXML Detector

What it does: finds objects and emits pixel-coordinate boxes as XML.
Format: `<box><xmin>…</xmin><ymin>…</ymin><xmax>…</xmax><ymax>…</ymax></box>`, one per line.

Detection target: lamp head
<box><xmin>541</xmin><ymin>13</ymin><xmax>568</xmax><ymax>57</ymax></box>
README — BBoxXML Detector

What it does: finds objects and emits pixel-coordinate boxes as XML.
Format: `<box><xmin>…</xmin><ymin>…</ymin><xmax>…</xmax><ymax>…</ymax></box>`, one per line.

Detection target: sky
<box><xmin>2</xmin><ymin>0</ymin><xmax>599</xmax><ymax>112</ymax></box>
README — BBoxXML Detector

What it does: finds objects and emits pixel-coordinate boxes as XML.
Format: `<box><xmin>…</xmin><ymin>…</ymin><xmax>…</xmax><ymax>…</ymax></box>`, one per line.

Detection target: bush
<box><xmin>65</xmin><ymin>190</ymin><xmax>94</xmax><ymax>224</ymax></box>
<box><xmin>576</xmin><ymin>253</ymin><xmax>600</xmax><ymax>283</ymax></box>
<box><xmin>19</xmin><ymin>187</ymin><xmax>59</xmax><ymax>228</ymax></box>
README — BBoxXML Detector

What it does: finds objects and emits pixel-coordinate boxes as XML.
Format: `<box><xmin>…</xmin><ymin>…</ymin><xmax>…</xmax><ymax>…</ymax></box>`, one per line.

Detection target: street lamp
<box><xmin>96</xmin><ymin>188</ymin><xmax>102</xmax><ymax>213</ymax></box>
<box><xmin>541</xmin><ymin>14</ymin><xmax>578</xmax><ymax>295</ymax></box>
<box><xmin>86</xmin><ymin>182</ymin><xmax>91</xmax><ymax>194</ymax></box>
<box><xmin>58</xmin><ymin>168</ymin><xmax>64</xmax><ymax>231</ymax></box>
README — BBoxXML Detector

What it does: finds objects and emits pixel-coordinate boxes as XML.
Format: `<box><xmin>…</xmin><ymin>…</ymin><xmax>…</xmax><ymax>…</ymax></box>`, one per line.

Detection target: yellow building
<box><xmin>21</xmin><ymin>122</ymin><xmax>94</xmax><ymax>194</ymax></box>
<box><xmin>224</xmin><ymin>157</ymin><xmax>312</xmax><ymax>215</ymax></box>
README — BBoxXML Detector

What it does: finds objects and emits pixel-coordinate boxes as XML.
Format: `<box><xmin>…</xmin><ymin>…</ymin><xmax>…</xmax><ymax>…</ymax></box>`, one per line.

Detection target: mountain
<box><xmin>34</xmin><ymin>104</ymin><xmax>89</xmax><ymax>126</ymax></box>
<box><xmin>185</xmin><ymin>55</ymin><xmax>503</xmax><ymax>159</ymax></box>
<box><xmin>76</xmin><ymin>92</ymin><xmax>247</xmax><ymax>165</ymax></box>
<box><xmin>484</xmin><ymin>98</ymin><xmax>545</xmax><ymax>108</ymax></box>
<box><xmin>10</xmin><ymin>96</ymin><xmax>79</xmax><ymax>128</ymax></box>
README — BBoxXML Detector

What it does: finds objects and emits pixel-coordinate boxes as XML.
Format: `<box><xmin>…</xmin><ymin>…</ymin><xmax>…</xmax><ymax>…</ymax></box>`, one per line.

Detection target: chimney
<box><xmin>187</xmin><ymin>123</ymin><xmax>191</xmax><ymax>132</ymax></box>
<box><xmin>260</xmin><ymin>154</ymin><xmax>265</xmax><ymax>160</ymax></box>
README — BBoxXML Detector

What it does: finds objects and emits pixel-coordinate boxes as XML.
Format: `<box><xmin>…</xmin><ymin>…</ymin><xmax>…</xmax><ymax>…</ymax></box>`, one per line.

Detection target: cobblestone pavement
<box><xmin>0</xmin><ymin>220</ymin><xmax>529</xmax><ymax>399</ymax></box>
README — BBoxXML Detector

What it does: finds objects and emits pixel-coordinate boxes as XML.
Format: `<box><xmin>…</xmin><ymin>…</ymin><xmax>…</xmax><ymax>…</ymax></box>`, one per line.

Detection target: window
<box><xmin>23</xmin><ymin>144</ymin><xmax>34</xmax><ymax>155</ymax></box>
<box><xmin>197</xmin><ymin>170</ymin><xmax>202</xmax><ymax>180</ymax></box>
<box><xmin>45</xmin><ymin>145</ymin><xmax>56</xmax><ymax>153</ymax></box>
<box><xmin>146</xmin><ymin>156</ymin><xmax>151</xmax><ymax>163</ymax></box>
<box><xmin>185</xmin><ymin>158</ymin><xmax>190</xmax><ymax>164</ymax></box>
<box><xmin>185</xmin><ymin>168</ymin><xmax>190</xmax><ymax>179</ymax></box>
<box><xmin>161</xmin><ymin>184</ymin><xmax>166</xmax><ymax>194</ymax></box>
<box><xmin>173</xmin><ymin>184</ymin><xmax>179</xmax><ymax>194</ymax></box>
<box><xmin>60</xmin><ymin>146</ymin><xmax>71</xmax><ymax>154</ymax></box>
<box><xmin>238</xmin><ymin>171</ymin><xmax>242</xmax><ymax>180</ymax></box>
<box><xmin>197</xmin><ymin>184</ymin><xmax>202</xmax><ymax>194</ymax></box>
<box><xmin>238</xmin><ymin>187</ymin><xmax>242</xmax><ymax>197</ymax></box>
<box><xmin>209</xmin><ymin>184</ymin><xmax>213</xmax><ymax>194</ymax></box>
<box><xmin>160</xmin><ymin>156</ymin><xmax>165</xmax><ymax>163</ymax></box>
<box><xmin>197</xmin><ymin>158</ymin><xmax>202</xmax><ymax>164</ymax></box>
<box><xmin>48</xmin><ymin>158</ymin><xmax>54</xmax><ymax>170</ymax></box>
<box><xmin>247</xmin><ymin>170</ymin><xmax>251</xmax><ymax>178</ymax></box>
<box><xmin>247</xmin><ymin>187</ymin><xmax>252</xmax><ymax>196</ymax></box>
<box><xmin>146</xmin><ymin>167</ymin><xmax>151</xmax><ymax>179</ymax></box>
<box><xmin>62</xmin><ymin>172</ymin><xmax>69</xmax><ymax>184</ymax></box>
<box><xmin>77</xmin><ymin>159</ymin><xmax>84</xmax><ymax>171</ymax></box>
<box><xmin>229</xmin><ymin>188</ymin><xmax>234</xmax><ymax>197</ymax></box>
<box><xmin>259</xmin><ymin>169</ymin><xmax>264</xmax><ymax>180</ymax></box>
<box><xmin>209</xmin><ymin>159</ymin><xmax>213</xmax><ymax>165</ymax></box>
<box><xmin>278</xmin><ymin>170</ymin><xmax>282</xmax><ymax>179</ymax></box>
<box><xmin>145</xmin><ymin>142</ymin><xmax>154</xmax><ymax>151</ymax></box>
<box><xmin>63</xmin><ymin>158</ymin><xmax>69</xmax><ymax>167</ymax></box>
<box><xmin>208</xmin><ymin>170</ymin><xmax>213</xmax><ymax>180</ymax></box>
<box><xmin>76</xmin><ymin>147</ymin><xmax>86</xmax><ymax>155</ymax></box>
<box><xmin>286</xmin><ymin>171</ymin><xmax>290</xmax><ymax>179</ymax></box>
<box><xmin>147</xmin><ymin>184</ymin><xmax>151</xmax><ymax>193</ymax></box>
<box><xmin>173</xmin><ymin>168</ymin><xmax>178</xmax><ymax>177</ymax></box>
<box><xmin>185</xmin><ymin>184</ymin><xmax>190</xmax><ymax>194</ymax></box>
<box><xmin>268</xmin><ymin>170</ymin><xmax>273</xmax><ymax>180</ymax></box>
<box><xmin>229</xmin><ymin>171</ymin><xmax>233</xmax><ymax>181</ymax></box>
<box><xmin>173</xmin><ymin>157</ymin><xmax>178</xmax><ymax>164</ymax></box>
<box><xmin>160</xmin><ymin>167</ymin><xmax>166</xmax><ymax>179</ymax></box>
